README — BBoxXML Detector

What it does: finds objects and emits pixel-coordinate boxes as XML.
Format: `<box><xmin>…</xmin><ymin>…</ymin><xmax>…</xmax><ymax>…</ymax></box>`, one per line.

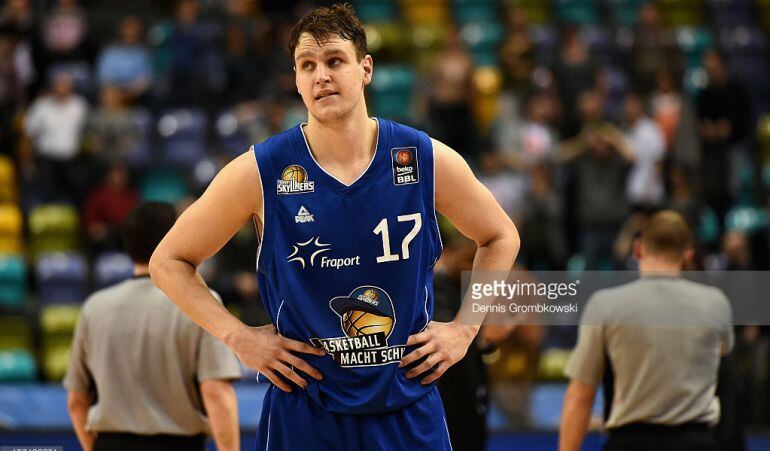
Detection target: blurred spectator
<box><xmin>23</xmin><ymin>71</ymin><xmax>88</xmax><ymax>203</ymax></box>
<box><xmin>561</xmin><ymin>125</ymin><xmax>634</xmax><ymax>268</ymax></box>
<box><xmin>0</xmin><ymin>0</ymin><xmax>33</xmax><ymax>36</ymax></box>
<box><xmin>36</xmin><ymin>0</ymin><xmax>94</xmax><ymax>93</ymax></box>
<box><xmin>95</xmin><ymin>15</ymin><xmax>152</xmax><ymax>104</ymax></box>
<box><xmin>666</xmin><ymin>163</ymin><xmax>701</xmax><ymax>232</ymax></box>
<box><xmin>650</xmin><ymin>68</ymin><xmax>682</xmax><ymax>152</ymax></box>
<box><xmin>553</xmin><ymin>27</ymin><xmax>598</xmax><ymax>139</ymax></box>
<box><xmin>0</xmin><ymin>28</ymin><xmax>25</xmax><ymax>156</ymax></box>
<box><xmin>706</xmin><ymin>231</ymin><xmax>752</xmax><ymax>271</ymax></box>
<box><xmin>223</xmin><ymin>22</ymin><xmax>259</xmax><ymax>105</ymax></box>
<box><xmin>477</xmin><ymin>151</ymin><xmax>526</xmax><ymax>220</ymax></box>
<box><xmin>499</xmin><ymin>7</ymin><xmax>534</xmax><ymax>94</ymax></box>
<box><xmin>631</xmin><ymin>2</ymin><xmax>679</xmax><ymax>93</ymax></box>
<box><xmin>425</xmin><ymin>26</ymin><xmax>478</xmax><ymax>161</ymax></box>
<box><xmin>82</xmin><ymin>162</ymin><xmax>138</xmax><ymax>252</ymax></box>
<box><xmin>696</xmin><ymin>49</ymin><xmax>750</xmax><ymax>222</ymax></box>
<box><xmin>493</xmin><ymin>92</ymin><xmax>558</xmax><ymax>172</ymax></box>
<box><xmin>520</xmin><ymin>163</ymin><xmax>567</xmax><ymax>269</ymax></box>
<box><xmin>622</xmin><ymin>91</ymin><xmax>665</xmax><ymax>209</ymax></box>
<box><xmin>83</xmin><ymin>85</ymin><xmax>139</xmax><ymax>164</ymax></box>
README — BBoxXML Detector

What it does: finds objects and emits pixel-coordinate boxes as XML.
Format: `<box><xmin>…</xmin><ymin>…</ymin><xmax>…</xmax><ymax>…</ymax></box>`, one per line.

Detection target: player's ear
<box><xmin>633</xmin><ymin>238</ymin><xmax>643</xmax><ymax>261</ymax></box>
<box><xmin>362</xmin><ymin>54</ymin><xmax>373</xmax><ymax>86</ymax></box>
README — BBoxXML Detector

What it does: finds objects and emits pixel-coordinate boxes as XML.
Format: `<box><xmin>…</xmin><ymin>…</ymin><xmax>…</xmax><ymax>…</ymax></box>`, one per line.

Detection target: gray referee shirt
<box><xmin>565</xmin><ymin>275</ymin><xmax>733</xmax><ymax>429</ymax></box>
<box><xmin>64</xmin><ymin>277</ymin><xmax>242</xmax><ymax>435</ymax></box>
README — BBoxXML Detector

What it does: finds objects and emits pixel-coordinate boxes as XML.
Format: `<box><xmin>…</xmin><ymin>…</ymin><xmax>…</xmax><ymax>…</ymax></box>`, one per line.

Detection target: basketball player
<box><xmin>150</xmin><ymin>4</ymin><xmax>519</xmax><ymax>450</ymax></box>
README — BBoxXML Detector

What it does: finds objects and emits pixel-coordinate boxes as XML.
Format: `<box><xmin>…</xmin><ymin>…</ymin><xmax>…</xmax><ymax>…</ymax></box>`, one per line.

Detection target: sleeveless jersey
<box><xmin>252</xmin><ymin>118</ymin><xmax>443</xmax><ymax>414</ymax></box>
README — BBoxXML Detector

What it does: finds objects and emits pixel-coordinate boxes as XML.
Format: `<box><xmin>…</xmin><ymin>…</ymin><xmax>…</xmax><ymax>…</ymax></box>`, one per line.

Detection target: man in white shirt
<box><xmin>623</xmin><ymin>92</ymin><xmax>666</xmax><ymax>209</ymax></box>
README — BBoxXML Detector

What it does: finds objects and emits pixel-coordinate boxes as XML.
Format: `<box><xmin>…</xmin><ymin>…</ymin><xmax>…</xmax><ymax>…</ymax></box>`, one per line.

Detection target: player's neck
<box><xmin>304</xmin><ymin>110</ymin><xmax>376</xmax><ymax>163</ymax></box>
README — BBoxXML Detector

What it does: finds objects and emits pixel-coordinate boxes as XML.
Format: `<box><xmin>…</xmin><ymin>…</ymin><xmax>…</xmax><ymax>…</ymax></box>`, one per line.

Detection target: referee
<box><xmin>559</xmin><ymin>210</ymin><xmax>734</xmax><ymax>451</ymax></box>
<box><xmin>65</xmin><ymin>202</ymin><xmax>242</xmax><ymax>451</ymax></box>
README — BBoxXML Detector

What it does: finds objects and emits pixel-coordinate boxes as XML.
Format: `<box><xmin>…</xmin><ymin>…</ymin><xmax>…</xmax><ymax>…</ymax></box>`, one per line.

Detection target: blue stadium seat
<box><xmin>28</xmin><ymin>204</ymin><xmax>80</xmax><ymax>261</ymax></box>
<box><xmin>530</xmin><ymin>25</ymin><xmax>560</xmax><ymax>66</ymax></box>
<box><xmin>719</xmin><ymin>26</ymin><xmax>769</xmax><ymax>85</ymax></box>
<box><xmin>675</xmin><ymin>26</ymin><xmax>714</xmax><ymax>69</ymax></box>
<box><xmin>708</xmin><ymin>0</ymin><xmax>755</xmax><ymax>29</ymax></box>
<box><xmin>369</xmin><ymin>65</ymin><xmax>417</xmax><ymax>123</ymax></box>
<box><xmin>0</xmin><ymin>203</ymin><xmax>23</xmax><ymax>255</ymax></box>
<box><xmin>125</xmin><ymin>108</ymin><xmax>153</xmax><ymax>169</ymax></box>
<box><xmin>0</xmin><ymin>349</ymin><xmax>37</xmax><ymax>382</ymax></box>
<box><xmin>579</xmin><ymin>24</ymin><xmax>613</xmax><ymax>65</ymax></box>
<box><xmin>0</xmin><ymin>254</ymin><xmax>26</xmax><ymax>309</ymax></box>
<box><xmin>94</xmin><ymin>252</ymin><xmax>134</xmax><ymax>289</ymax></box>
<box><xmin>725</xmin><ymin>206</ymin><xmax>770</xmax><ymax>233</ymax></box>
<box><xmin>554</xmin><ymin>0</ymin><xmax>599</xmax><ymax>24</ymax></box>
<box><xmin>215</xmin><ymin>110</ymin><xmax>252</xmax><ymax>158</ymax></box>
<box><xmin>35</xmin><ymin>252</ymin><xmax>88</xmax><ymax>304</ymax></box>
<box><xmin>139</xmin><ymin>168</ymin><xmax>189</xmax><ymax>203</ymax></box>
<box><xmin>158</xmin><ymin>108</ymin><xmax>207</xmax><ymax>169</ymax></box>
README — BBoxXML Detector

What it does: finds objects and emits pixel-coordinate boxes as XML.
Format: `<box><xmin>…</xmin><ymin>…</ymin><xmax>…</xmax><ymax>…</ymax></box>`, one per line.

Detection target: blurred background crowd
<box><xmin>1</xmin><ymin>0</ymin><xmax>770</xmax><ymax>438</ymax></box>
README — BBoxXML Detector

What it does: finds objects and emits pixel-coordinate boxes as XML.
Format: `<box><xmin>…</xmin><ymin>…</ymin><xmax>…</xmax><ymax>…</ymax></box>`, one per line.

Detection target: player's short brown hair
<box><xmin>641</xmin><ymin>210</ymin><xmax>693</xmax><ymax>259</ymax></box>
<box><xmin>288</xmin><ymin>3</ymin><xmax>368</xmax><ymax>61</ymax></box>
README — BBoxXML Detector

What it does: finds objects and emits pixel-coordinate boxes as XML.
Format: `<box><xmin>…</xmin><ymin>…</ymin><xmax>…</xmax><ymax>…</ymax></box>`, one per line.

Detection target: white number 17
<box><xmin>373</xmin><ymin>213</ymin><xmax>422</xmax><ymax>263</ymax></box>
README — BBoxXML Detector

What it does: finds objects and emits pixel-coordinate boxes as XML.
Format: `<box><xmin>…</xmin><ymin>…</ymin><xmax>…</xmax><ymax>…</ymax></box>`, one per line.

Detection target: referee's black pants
<box><xmin>605</xmin><ymin>423</ymin><xmax>718</xmax><ymax>451</ymax></box>
<box><xmin>93</xmin><ymin>432</ymin><xmax>206</xmax><ymax>451</ymax></box>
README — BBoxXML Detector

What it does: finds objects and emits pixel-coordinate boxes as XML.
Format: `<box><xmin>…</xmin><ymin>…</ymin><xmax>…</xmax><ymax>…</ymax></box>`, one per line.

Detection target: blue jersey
<box><xmin>253</xmin><ymin>118</ymin><xmax>443</xmax><ymax>415</ymax></box>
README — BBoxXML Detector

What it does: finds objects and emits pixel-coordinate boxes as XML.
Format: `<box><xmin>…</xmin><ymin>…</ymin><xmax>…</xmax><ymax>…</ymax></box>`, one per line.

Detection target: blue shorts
<box><xmin>256</xmin><ymin>385</ymin><xmax>453</xmax><ymax>451</ymax></box>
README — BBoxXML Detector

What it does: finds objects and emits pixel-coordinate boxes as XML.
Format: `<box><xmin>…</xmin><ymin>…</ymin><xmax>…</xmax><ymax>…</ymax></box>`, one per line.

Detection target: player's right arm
<box><xmin>150</xmin><ymin>151</ymin><xmax>324</xmax><ymax>392</ymax></box>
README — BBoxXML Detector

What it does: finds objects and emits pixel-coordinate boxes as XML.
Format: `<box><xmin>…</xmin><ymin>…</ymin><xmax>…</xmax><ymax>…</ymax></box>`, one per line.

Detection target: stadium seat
<box><xmin>0</xmin><ymin>203</ymin><xmax>23</xmax><ymax>254</ymax></box>
<box><xmin>139</xmin><ymin>168</ymin><xmax>189</xmax><ymax>203</ymax></box>
<box><xmin>124</xmin><ymin>108</ymin><xmax>153</xmax><ymax>169</ymax></box>
<box><xmin>553</xmin><ymin>0</ymin><xmax>599</xmax><ymax>25</ymax></box>
<box><xmin>365</xmin><ymin>22</ymin><xmax>410</xmax><ymax>62</ymax></box>
<box><xmin>0</xmin><ymin>254</ymin><xmax>26</xmax><ymax>309</ymax></box>
<box><xmin>579</xmin><ymin>24</ymin><xmax>613</xmax><ymax>65</ymax></box>
<box><xmin>505</xmin><ymin>0</ymin><xmax>551</xmax><ymax>24</ymax></box>
<box><xmin>354</xmin><ymin>0</ymin><xmax>397</xmax><ymax>22</ymax></box>
<box><xmin>675</xmin><ymin>26</ymin><xmax>714</xmax><ymax>69</ymax></box>
<box><xmin>35</xmin><ymin>252</ymin><xmax>88</xmax><ymax>304</ymax></box>
<box><xmin>606</xmin><ymin>0</ymin><xmax>645</xmax><ymax>26</ymax></box>
<box><xmin>719</xmin><ymin>26</ymin><xmax>769</xmax><ymax>85</ymax></box>
<box><xmin>158</xmin><ymin>108</ymin><xmax>207</xmax><ymax>169</ymax></box>
<box><xmin>369</xmin><ymin>65</ymin><xmax>417</xmax><ymax>123</ymax></box>
<box><xmin>657</xmin><ymin>0</ymin><xmax>705</xmax><ymax>26</ymax></box>
<box><xmin>40</xmin><ymin>305</ymin><xmax>81</xmax><ymax>335</ymax></box>
<box><xmin>452</xmin><ymin>0</ymin><xmax>500</xmax><ymax>24</ymax></box>
<box><xmin>725</xmin><ymin>206</ymin><xmax>770</xmax><ymax>233</ymax></box>
<box><xmin>0</xmin><ymin>317</ymin><xmax>34</xmax><ymax>351</ymax></box>
<box><xmin>460</xmin><ymin>20</ymin><xmax>506</xmax><ymax>65</ymax></box>
<box><xmin>698</xmin><ymin>206</ymin><xmax>720</xmax><ymax>246</ymax></box>
<box><xmin>0</xmin><ymin>349</ymin><xmax>37</xmax><ymax>382</ymax></box>
<box><xmin>708</xmin><ymin>0</ymin><xmax>755</xmax><ymax>29</ymax></box>
<box><xmin>0</xmin><ymin>155</ymin><xmax>17</xmax><ymax>203</ymax></box>
<box><xmin>41</xmin><ymin>337</ymin><xmax>72</xmax><ymax>381</ymax></box>
<box><xmin>28</xmin><ymin>204</ymin><xmax>80</xmax><ymax>261</ymax></box>
<box><xmin>682</xmin><ymin>66</ymin><xmax>708</xmax><ymax>96</ymax></box>
<box><xmin>399</xmin><ymin>0</ymin><xmax>450</xmax><ymax>24</ymax></box>
<box><xmin>761</xmin><ymin>0</ymin><xmax>770</xmax><ymax>34</ymax></box>
<box><xmin>538</xmin><ymin>348</ymin><xmax>571</xmax><ymax>380</ymax></box>
<box><xmin>472</xmin><ymin>66</ymin><xmax>503</xmax><ymax>132</ymax></box>
<box><xmin>215</xmin><ymin>110</ymin><xmax>251</xmax><ymax>158</ymax></box>
<box><xmin>94</xmin><ymin>252</ymin><xmax>134</xmax><ymax>289</ymax></box>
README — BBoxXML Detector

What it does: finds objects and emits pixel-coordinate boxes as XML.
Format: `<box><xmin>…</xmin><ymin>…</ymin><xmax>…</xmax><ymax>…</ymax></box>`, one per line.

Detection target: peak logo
<box><xmin>295</xmin><ymin>206</ymin><xmax>314</xmax><ymax>223</ymax></box>
<box><xmin>278</xmin><ymin>165</ymin><xmax>314</xmax><ymax>194</ymax></box>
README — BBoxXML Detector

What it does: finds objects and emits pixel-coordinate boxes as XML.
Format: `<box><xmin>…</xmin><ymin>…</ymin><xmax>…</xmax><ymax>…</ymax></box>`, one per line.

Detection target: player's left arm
<box><xmin>400</xmin><ymin>138</ymin><xmax>520</xmax><ymax>384</ymax></box>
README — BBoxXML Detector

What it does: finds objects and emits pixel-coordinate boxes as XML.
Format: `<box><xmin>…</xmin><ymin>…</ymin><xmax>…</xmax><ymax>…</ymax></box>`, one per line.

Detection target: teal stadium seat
<box><xmin>460</xmin><ymin>20</ymin><xmax>506</xmax><ymax>65</ymax></box>
<box><xmin>28</xmin><ymin>204</ymin><xmax>80</xmax><ymax>261</ymax></box>
<box><xmin>0</xmin><ymin>254</ymin><xmax>26</xmax><ymax>309</ymax></box>
<box><xmin>607</xmin><ymin>0</ymin><xmax>644</xmax><ymax>26</ymax></box>
<box><xmin>354</xmin><ymin>0</ymin><xmax>396</xmax><ymax>23</ymax></box>
<box><xmin>725</xmin><ymin>206</ymin><xmax>770</xmax><ymax>233</ymax></box>
<box><xmin>675</xmin><ymin>26</ymin><xmax>714</xmax><ymax>69</ymax></box>
<box><xmin>554</xmin><ymin>0</ymin><xmax>599</xmax><ymax>25</ymax></box>
<box><xmin>452</xmin><ymin>0</ymin><xmax>499</xmax><ymax>24</ymax></box>
<box><xmin>370</xmin><ymin>65</ymin><xmax>417</xmax><ymax>123</ymax></box>
<box><xmin>139</xmin><ymin>169</ymin><xmax>189</xmax><ymax>203</ymax></box>
<box><xmin>0</xmin><ymin>203</ymin><xmax>23</xmax><ymax>254</ymax></box>
<box><xmin>698</xmin><ymin>207</ymin><xmax>720</xmax><ymax>246</ymax></box>
<box><xmin>0</xmin><ymin>349</ymin><xmax>37</xmax><ymax>382</ymax></box>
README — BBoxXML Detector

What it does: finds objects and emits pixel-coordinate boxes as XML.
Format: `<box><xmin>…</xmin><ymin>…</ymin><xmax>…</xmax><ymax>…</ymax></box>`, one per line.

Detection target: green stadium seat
<box><xmin>554</xmin><ymin>0</ymin><xmax>599</xmax><ymax>25</ymax></box>
<box><xmin>0</xmin><ymin>203</ymin><xmax>23</xmax><ymax>255</ymax></box>
<box><xmin>40</xmin><ymin>305</ymin><xmax>81</xmax><ymax>336</ymax></box>
<box><xmin>452</xmin><ymin>0</ymin><xmax>499</xmax><ymax>24</ymax></box>
<box><xmin>539</xmin><ymin>348</ymin><xmax>571</xmax><ymax>381</ymax></box>
<box><xmin>0</xmin><ymin>254</ymin><xmax>26</xmax><ymax>309</ymax></box>
<box><xmin>0</xmin><ymin>155</ymin><xmax>17</xmax><ymax>203</ymax></box>
<box><xmin>657</xmin><ymin>0</ymin><xmax>704</xmax><ymax>26</ymax></box>
<box><xmin>28</xmin><ymin>204</ymin><xmax>80</xmax><ymax>261</ymax></box>
<box><xmin>369</xmin><ymin>65</ymin><xmax>417</xmax><ymax>123</ymax></box>
<box><xmin>354</xmin><ymin>0</ymin><xmax>397</xmax><ymax>23</ymax></box>
<box><xmin>139</xmin><ymin>169</ymin><xmax>189</xmax><ymax>203</ymax></box>
<box><xmin>0</xmin><ymin>317</ymin><xmax>34</xmax><ymax>351</ymax></box>
<box><xmin>42</xmin><ymin>341</ymin><xmax>71</xmax><ymax>381</ymax></box>
<box><xmin>0</xmin><ymin>349</ymin><xmax>37</xmax><ymax>382</ymax></box>
<box><xmin>364</xmin><ymin>22</ymin><xmax>410</xmax><ymax>61</ymax></box>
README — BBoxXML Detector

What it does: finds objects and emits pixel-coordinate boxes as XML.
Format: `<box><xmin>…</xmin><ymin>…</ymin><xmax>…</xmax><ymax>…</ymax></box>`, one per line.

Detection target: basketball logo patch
<box><xmin>391</xmin><ymin>147</ymin><xmax>419</xmax><ymax>186</ymax></box>
<box><xmin>277</xmin><ymin>165</ymin><xmax>315</xmax><ymax>194</ymax></box>
<box><xmin>310</xmin><ymin>286</ymin><xmax>406</xmax><ymax>367</ymax></box>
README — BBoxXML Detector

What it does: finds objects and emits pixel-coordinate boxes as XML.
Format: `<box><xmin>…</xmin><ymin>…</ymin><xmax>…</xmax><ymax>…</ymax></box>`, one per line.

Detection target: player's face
<box><xmin>294</xmin><ymin>33</ymin><xmax>373</xmax><ymax>124</ymax></box>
